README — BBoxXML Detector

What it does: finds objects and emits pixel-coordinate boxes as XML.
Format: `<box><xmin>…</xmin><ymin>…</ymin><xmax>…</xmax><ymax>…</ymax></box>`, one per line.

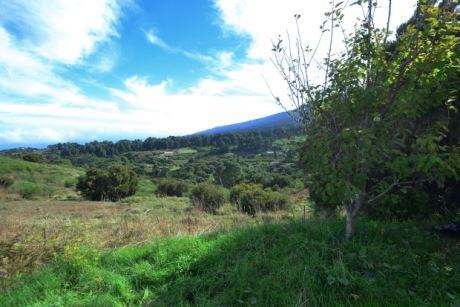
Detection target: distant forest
<box><xmin>45</xmin><ymin>127</ymin><xmax>302</xmax><ymax>158</ymax></box>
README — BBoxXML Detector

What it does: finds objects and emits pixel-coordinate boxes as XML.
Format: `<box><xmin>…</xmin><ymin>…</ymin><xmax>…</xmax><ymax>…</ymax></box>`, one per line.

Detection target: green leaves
<box><xmin>279</xmin><ymin>1</ymin><xmax>460</xmax><ymax>220</ymax></box>
<box><xmin>76</xmin><ymin>164</ymin><xmax>138</xmax><ymax>201</ymax></box>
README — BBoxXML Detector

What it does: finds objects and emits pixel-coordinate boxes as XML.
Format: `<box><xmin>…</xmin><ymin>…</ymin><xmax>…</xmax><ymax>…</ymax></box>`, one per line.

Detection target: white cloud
<box><xmin>214</xmin><ymin>0</ymin><xmax>417</xmax><ymax>61</ymax></box>
<box><xmin>0</xmin><ymin>0</ymin><xmax>130</xmax><ymax>65</ymax></box>
<box><xmin>145</xmin><ymin>29</ymin><xmax>215</xmax><ymax>63</ymax></box>
<box><xmin>0</xmin><ymin>1</ymin><xmax>129</xmax><ymax>129</ymax></box>
<box><xmin>145</xmin><ymin>29</ymin><xmax>170</xmax><ymax>50</ymax></box>
<box><xmin>211</xmin><ymin>0</ymin><xmax>419</xmax><ymax>104</ymax></box>
<box><xmin>0</xmin><ymin>0</ymin><xmax>129</xmax><ymax>102</ymax></box>
<box><xmin>0</xmin><ymin>0</ymin><xmax>420</xmax><ymax>146</ymax></box>
<box><xmin>110</xmin><ymin>73</ymin><xmax>284</xmax><ymax>133</ymax></box>
<box><xmin>0</xmin><ymin>0</ymin><xmax>131</xmax><ymax>145</ymax></box>
<box><xmin>0</xmin><ymin>64</ymin><xmax>285</xmax><ymax>145</ymax></box>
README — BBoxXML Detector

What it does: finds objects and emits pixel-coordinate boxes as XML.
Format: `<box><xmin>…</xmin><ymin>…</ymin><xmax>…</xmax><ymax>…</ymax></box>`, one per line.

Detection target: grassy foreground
<box><xmin>1</xmin><ymin>219</ymin><xmax>459</xmax><ymax>306</ymax></box>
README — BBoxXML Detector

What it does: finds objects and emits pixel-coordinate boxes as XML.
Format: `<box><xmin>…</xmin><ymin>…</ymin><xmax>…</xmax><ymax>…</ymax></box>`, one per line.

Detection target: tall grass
<box><xmin>1</xmin><ymin>219</ymin><xmax>459</xmax><ymax>306</ymax></box>
<box><xmin>0</xmin><ymin>156</ymin><xmax>82</xmax><ymax>200</ymax></box>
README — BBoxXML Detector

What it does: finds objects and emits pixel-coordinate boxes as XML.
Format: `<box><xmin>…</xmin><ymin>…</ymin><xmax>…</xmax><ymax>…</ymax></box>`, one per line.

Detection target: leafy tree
<box><xmin>76</xmin><ymin>164</ymin><xmax>138</xmax><ymax>201</ymax></box>
<box><xmin>214</xmin><ymin>160</ymin><xmax>242</xmax><ymax>187</ymax></box>
<box><xmin>273</xmin><ymin>1</ymin><xmax>460</xmax><ymax>239</ymax></box>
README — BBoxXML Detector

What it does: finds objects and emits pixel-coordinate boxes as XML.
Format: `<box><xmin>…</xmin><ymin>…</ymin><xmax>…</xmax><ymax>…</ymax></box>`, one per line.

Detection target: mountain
<box><xmin>193</xmin><ymin>111</ymin><xmax>299</xmax><ymax>135</ymax></box>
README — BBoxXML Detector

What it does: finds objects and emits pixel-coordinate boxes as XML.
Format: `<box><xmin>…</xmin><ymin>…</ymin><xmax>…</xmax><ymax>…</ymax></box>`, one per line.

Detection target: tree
<box><xmin>273</xmin><ymin>0</ymin><xmax>460</xmax><ymax>239</ymax></box>
<box><xmin>76</xmin><ymin>164</ymin><xmax>138</xmax><ymax>201</ymax></box>
<box><xmin>214</xmin><ymin>160</ymin><xmax>242</xmax><ymax>188</ymax></box>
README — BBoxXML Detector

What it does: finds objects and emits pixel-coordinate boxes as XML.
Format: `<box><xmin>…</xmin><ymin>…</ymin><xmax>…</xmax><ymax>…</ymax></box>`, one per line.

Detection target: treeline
<box><xmin>46</xmin><ymin>127</ymin><xmax>301</xmax><ymax>158</ymax></box>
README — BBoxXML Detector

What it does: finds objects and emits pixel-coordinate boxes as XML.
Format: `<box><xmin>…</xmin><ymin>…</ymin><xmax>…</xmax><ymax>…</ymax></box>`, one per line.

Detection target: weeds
<box><xmin>1</xmin><ymin>220</ymin><xmax>459</xmax><ymax>306</ymax></box>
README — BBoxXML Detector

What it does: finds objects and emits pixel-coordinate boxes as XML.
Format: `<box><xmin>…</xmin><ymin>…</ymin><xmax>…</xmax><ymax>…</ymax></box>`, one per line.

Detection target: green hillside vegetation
<box><xmin>0</xmin><ymin>2</ymin><xmax>459</xmax><ymax>305</ymax></box>
<box><xmin>1</xmin><ymin>220</ymin><xmax>459</xmax><ymax>306</ymax></box>
<box><xmin>0</xmin><ymin>156</ymin><xmax>82</xmax><ymax>200</ymax></box>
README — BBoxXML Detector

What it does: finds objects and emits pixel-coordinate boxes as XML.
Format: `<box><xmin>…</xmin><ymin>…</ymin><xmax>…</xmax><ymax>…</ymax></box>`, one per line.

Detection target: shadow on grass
<box><xmin>2</xmin><ymin>218</ymin><xmax>460</xmax><ymax>306</ymax></box>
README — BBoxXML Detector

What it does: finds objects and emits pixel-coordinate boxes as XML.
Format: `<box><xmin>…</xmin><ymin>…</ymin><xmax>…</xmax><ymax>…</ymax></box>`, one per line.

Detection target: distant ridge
<box><xmin>193</xmin><ymin>111</ymin><xmax>299</xmax><ymax>135</ymax></box>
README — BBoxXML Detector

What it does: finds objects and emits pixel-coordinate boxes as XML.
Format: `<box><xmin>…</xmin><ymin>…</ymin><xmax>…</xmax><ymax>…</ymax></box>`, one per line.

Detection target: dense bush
<box><xmin>64</xmin><ymin>178</ymin><xmax>77</xmax><ymax>188</ymax></box>
<box><xmin>22</xmin><ymin>153</ymin><xmax>43</xmax><ymax>163</ymax></box>
<box><xmin>190</xmin><ymin>183</ymin><xmax>226</xmax><ymax>214</ymax></box>
<box><xmin>230</xmin><ymin>183</ymin><xmax>288</xmax><ymax>215</ymax></box>
<box><xmin>156</xmin><ymin>178</ymin><xmax>189</xmax><ymax>197</ymax></box>
<box><xmin>18</xmin><ymin>183</ymin><xmax>41</xmax><ymax>199</ymax></box>
<box><xmin>267</xmin><ymin>174</ymin><xmax>292</xmax><ymax>189</ymax></box>
<box><xmin>76</xmin><ymin>164</ymin><xmax>138</xmax><ymax>201</ymax></box>
<box><xmin>0</xmin><ymin>176</ymin><xmax>14</xmax><ymax>188</ymax></box>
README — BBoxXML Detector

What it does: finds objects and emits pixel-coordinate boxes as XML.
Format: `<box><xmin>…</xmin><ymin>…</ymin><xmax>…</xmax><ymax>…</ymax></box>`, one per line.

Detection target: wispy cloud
<box><xmin>214</xmin><ymin>0</ymin><xmax>417</xmax><ymax>62</ymax></box>
<box><xmin>0</xmin><ymin>0</ymin><xmax>131</xmax><ymax>108</ymax></box>
<box><xmin>0</xmin><ymin>0</ymin><xmax>131</xmax><ymax>65</ymax></box>
<box><xmin>145</xmin><ymin>29</ymin><xmax>170</xmax><ymax>50</ymax></box>
<box><xmin>145</xmin><ymin>29</ymin><xmax>214</xmax><ymax>63</ymax></box>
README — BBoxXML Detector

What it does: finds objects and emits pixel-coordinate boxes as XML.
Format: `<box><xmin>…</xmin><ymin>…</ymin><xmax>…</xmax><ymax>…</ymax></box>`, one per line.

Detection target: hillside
<box><xmin>193</xmin><ymin>111</ymin><xmax>299</xmax><ymax>135</ymax></box>
<box><xmin>0</xmin><ymin>156</ymin><xmax>82</xmax><ymax>201</ymax></box>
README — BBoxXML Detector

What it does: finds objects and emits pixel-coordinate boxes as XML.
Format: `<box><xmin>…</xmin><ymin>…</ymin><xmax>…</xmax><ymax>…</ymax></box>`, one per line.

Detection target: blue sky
<box><xmin>0</xmin><ymin>0</ymin><xmax>417</xmax><ymax>149</ymax></box>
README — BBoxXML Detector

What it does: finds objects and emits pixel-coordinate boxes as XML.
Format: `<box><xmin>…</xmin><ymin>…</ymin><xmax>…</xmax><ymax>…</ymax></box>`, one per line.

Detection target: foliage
<box><xmin>156</xmin><ymin>178</ymin><xmax>189</xmax><ymax>197</ymax></box>
<box><xmin>274</xmin><ymin>1</ymin><xmax>460</xmax><ymax>238</ymax></box>
<box><xmin>214</xmin><ymin>159</ymin><xmax>242</xmax><ymax>187</ymax></box>
<box><xmin>22</xmin><ymin>153</ymin><xmax>43</xmax><ymax>163</ymax></box>
<box><xmin>267</xmin><ymin>174</ymin><xmax>292</xmax><ymax>189</ymax></box>
<box><xmin>0</xmin><ymin>156</ymin><xmax>81</xmax><ymax>200</ymax></box>
<box><xmin>18</xmin><ymin>183</ymin><xmax>41</xmax><ymax>199</ymax></box>
<box><xmin>0</xmin><ymin>175</ymin><xmax>14</xmax><ymax>188</ymax></box>
<box><xmin>64</xmin><ymin>178</ymin><xmax>77</xmax><ymax>188</ymax></box>
<box><xmin>2</xmin><ymin>220</ymin><xmax>460</xmax><ymax>306</ymax></box>
<box><xmin>59</xmin><ymin>242</ymin><xmax>101</xmax><ymax>273</ymax></box>
<box><xmin>76</xmin><ymin>164</ymin><xmax>138</xmax><ymax>201</ymax></box>
<box><xmin>46</xmin><ymin>128</ymin><xmax>300</xmax><ymax>159</ymax></box>
<box><xmin>230</xmin><ymin>183</ymin><xmax>288</xmax><ymax>215</ymax></box>
<box><xmin>190</xmin><ymin>183</ymin><xmax>226</xmax><ymax>214</ymax></box>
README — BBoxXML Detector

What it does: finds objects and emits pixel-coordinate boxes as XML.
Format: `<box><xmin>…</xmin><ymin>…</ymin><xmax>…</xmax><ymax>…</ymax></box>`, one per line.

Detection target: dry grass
<box><xmin>0</xmin><ymin>196</ymin><xmax>300</xmax><ymax>288</ymax></box>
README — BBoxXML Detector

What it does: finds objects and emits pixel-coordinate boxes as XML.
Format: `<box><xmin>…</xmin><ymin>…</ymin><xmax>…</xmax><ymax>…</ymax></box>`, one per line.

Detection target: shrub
<box><xmin>64</xmin><ymin>178</ymin><xmax>77</xmax><ymax>188</ymax></box>
<box><xmin>267</xmin><ymin>174</ymin><xmax>292</xmax><ymax>189</ymax></box>
<box><xmin>0</xmin><ymin>176</ymin><xmax>14</xmax><ymax>189</ymax></box>
<box><xmin>22</xmin><ymin>153</ymin><xmax>43</xmax><ymax>163</ymax></box>
<box><xmin>18</xmin><ymin>183</ymin><xmax>41</xmax><ymax>199</ymax></box>
<box><xmin>190</xmin><ymin>183</ymin><xmax>225</xmax><ymax>214</ymax></box>
<box><xmin>230</xmin><ymin>183</ymin><xmax>288</xmax><ymax>215</ymax></box>
<box><xmin>156</xmin><ymin>178</ymin><xmax>189</xmax><ymax>197</ymax></box>
<box><xmin>76</xmin><ymin>164</ymin><xmax>138</xmax><ymax>201</ymax></box>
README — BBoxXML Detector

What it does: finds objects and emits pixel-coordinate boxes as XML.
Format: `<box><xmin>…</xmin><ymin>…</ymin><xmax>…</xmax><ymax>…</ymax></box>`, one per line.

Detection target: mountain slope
<box><xmin>0</xmin><ymin>156</ymin><xmax>82</xmax><ymax>200</ymax></box>
<box><xmin>193</xmin><ymin>111</ymin><xmax>298</xmax><ymax>135</ymax></box>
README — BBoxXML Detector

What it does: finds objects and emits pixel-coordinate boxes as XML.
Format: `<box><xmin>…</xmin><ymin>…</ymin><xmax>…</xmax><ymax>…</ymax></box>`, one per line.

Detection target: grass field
<box><xmin>1</xmin><ymin>156</ymin><xmax>459</xmax><ymax>306</ymax></box>
<box><xmin>0</xmin><ymin>189</ymin><xmax>300</xmax><ymax>291</ymax></box>
<box><xmin>1</xmin><ymin>219</ymin><xmax>459</xmax><ymax>306</ymax></box>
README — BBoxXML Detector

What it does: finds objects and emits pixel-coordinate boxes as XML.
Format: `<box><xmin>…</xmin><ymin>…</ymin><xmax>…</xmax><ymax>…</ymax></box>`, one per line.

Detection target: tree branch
<box><xmin>383</xmin><ymin>0</ymin><xmax>392</xmax><ymax>46</ymax></box>
<box><xmin>368</xmin><ymin>178</ymin><xmax>430</xmax><ymax>204</ymax></box>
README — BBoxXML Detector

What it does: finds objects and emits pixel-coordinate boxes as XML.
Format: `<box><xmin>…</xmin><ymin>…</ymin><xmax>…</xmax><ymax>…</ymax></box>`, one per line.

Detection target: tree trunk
<box><xmin>344</xmin><ymin>195</ymin><xmax>365</xmax><ymax>240</ymax></box>
<box><xmin>345</xmin><ymin>209</ymin><xmax>357</xmax><ymax>240</ymax></box>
